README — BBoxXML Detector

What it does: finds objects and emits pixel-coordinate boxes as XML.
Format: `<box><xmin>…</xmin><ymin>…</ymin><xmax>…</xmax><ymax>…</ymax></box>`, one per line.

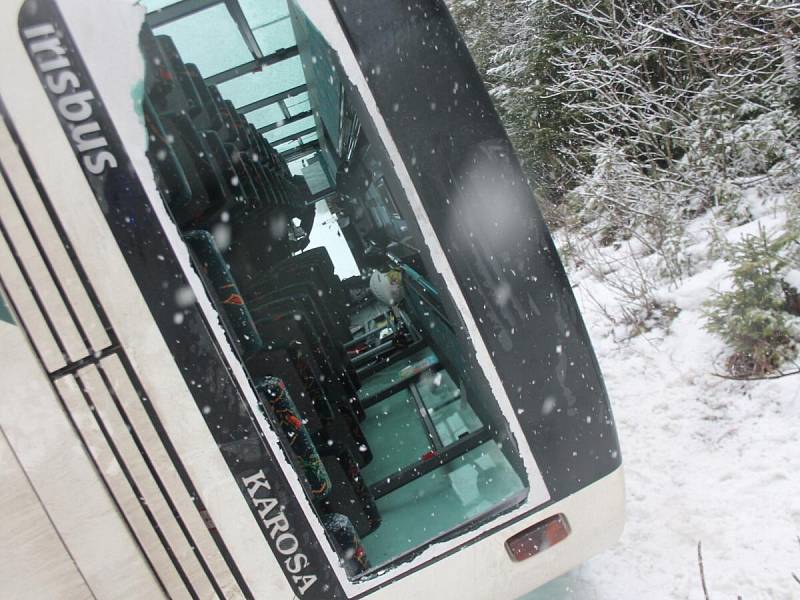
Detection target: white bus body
<box><xmin>0</xmin><ymin>0</ymin><xmax>624</xmax><ymax>598</ymax></box>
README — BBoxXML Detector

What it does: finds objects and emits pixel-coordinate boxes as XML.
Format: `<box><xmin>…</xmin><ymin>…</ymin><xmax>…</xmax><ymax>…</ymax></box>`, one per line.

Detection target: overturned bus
<box><xmin>0</xmin><ymin>0</ymin><xmax>624</xmax><ymax>598</ymax></box>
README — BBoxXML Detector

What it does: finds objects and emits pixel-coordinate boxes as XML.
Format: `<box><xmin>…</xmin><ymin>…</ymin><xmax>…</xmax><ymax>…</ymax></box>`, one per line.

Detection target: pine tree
<box><xmin>704</xmin><ymin>226</ymin><xmax>798</xmax><ymax>376</ymax></box>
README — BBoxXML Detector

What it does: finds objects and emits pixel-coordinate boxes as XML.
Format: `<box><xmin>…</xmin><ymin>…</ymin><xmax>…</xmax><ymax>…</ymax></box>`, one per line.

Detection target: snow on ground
<box><xmin>522</xmin><ymin>198</ymin><xmax>800</xmax><ymax>599</ymax></box>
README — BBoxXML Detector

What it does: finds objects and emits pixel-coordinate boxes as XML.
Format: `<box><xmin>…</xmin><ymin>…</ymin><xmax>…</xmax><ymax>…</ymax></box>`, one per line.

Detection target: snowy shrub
<box><xmin>781</xmin><ymin>201</ymin><xmax>800</xmax><ymax>315</ymax></box>
<box><xmin>562</xmin><ymin>142</ymin><xmax>693</xmax><ymax>284</ymax></box>
<box><xmin>685</xmin><ymin>106</ymin><xmax>800</xmax><ymax>187</ymax></box>
<box><xmin>570</xmin><ymin>231</ymin><xmax>682</xmax><ymax>338</ymax></box>
<box><xmin>449</xmin><ymin>0</ymin><xmax>800</xmax><ymax>212</ymax></box>
<box><xmin>704</xmin><ymin>226</ymin><xmax>799</xmax><ymax>376</ymax></box>
<box><xmin>713</xmin><ymin>182</ymin><xmax>748</xmax><ymax>224</ymax></box>
<box><xmin>732</xmin><ymin>111</ymin><xmax>793</xmax><ymax>175</ymax></box>
<box><xmin>564</xmin><ymin>145</ymin><xmax>640</xmax><ymax>241</ymax></box>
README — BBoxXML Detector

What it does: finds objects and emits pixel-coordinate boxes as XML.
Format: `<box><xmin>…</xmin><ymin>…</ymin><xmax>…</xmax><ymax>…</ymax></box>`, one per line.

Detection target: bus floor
<box><xmin>356</xmin><ymin>347</ymin><xmax>526</xmax><ymax>566</ymax></box>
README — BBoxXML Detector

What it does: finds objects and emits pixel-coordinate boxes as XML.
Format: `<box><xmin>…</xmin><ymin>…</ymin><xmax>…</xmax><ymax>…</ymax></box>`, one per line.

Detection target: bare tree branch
<box><xmin>698</xmin><ymin>541</ymin><xmax>711</xmax><ymax>600</ymax></box>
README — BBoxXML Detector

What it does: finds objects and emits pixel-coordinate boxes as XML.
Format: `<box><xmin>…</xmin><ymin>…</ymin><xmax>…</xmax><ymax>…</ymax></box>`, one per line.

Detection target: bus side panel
<box><xmin>0</xmin><ymin>98</ymin><xmax>249</xmax><ymax>597</ymax></box>
<box><xmin>0</xmin><ymin>398</ymin><xmax>93</xmax><ymax>600</ymax></box>
<box><xmin>0</xmin><ymin>298</ymin><xmax>165</xmax><ymax>600</ymax></box>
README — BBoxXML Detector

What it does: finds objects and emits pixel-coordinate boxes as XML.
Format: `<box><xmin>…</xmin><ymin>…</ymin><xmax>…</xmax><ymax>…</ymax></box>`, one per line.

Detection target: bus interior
<box><xmin>139</xmin><ymin>0</ymin><xmax>531</xmax><ymax>578</ymax></box>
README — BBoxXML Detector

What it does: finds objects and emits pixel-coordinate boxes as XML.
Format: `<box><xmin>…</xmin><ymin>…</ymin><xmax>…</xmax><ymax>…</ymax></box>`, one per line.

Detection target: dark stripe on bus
<box><xmin>15</xmin><ymin>1</ymin><xmax>346</xmax><ymax>597</ymax></box>
<box><xmin>0</xmin><ymin>97</ymin><xmax>240</xmax><ymax>599</ymax></box>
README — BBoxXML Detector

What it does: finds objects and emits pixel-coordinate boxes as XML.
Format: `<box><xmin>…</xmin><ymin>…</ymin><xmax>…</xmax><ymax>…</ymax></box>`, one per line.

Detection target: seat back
<box><xmin>140</xmin><ymin>25</ymin><xmax>174</xmax><ymax>108</ymax></box>
<box><xmin>155</xmin><ymin>35</ymin><xmax>203</xmax><ymax>117</ymax></box>
<box><xmin>255</xmin><ymin>377</ymin><xmax>332</xmax><ymax>500</ymax></box>
<box><xmin>185</xmin><ymin>63</ymin><xmax>223</xmax><ymax>131</ymax></box>
<box><xmin>321</xmin><ymin>513</ymin><xmax>370</xmax><ymax>576</ymax></box>
<box><xmin>183</xmin><ymin>230</ymin><xmax>264</xmax><ymax>357</ymax></box>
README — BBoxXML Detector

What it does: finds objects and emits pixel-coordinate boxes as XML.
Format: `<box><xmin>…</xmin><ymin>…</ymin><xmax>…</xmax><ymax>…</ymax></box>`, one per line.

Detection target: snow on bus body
<box><xmin>0</xmin><ymin>0</ymin><xmax>624</xmax><ymax>598</ymax></box>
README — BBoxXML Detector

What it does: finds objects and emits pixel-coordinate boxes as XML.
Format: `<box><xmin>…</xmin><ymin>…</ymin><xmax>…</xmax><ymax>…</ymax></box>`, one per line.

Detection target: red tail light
<box><xmin>505</xmin><ymin>513</ymin><xmax>571</xmax><ymax>561</ymax></box>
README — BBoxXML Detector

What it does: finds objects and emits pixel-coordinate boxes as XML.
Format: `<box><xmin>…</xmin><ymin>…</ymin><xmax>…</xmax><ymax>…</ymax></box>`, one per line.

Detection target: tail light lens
<box><xmin>505</xmin><ymin>513</ymin><xmax>571</xmax><ymax>561</ymax></box>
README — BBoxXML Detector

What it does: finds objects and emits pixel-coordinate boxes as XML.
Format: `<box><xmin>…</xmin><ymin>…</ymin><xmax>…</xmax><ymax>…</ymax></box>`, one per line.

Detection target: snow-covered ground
<box><xmin>523</xmin><ymin>196</ymin><xmax>800</xmax><ymax>599</ymax></box>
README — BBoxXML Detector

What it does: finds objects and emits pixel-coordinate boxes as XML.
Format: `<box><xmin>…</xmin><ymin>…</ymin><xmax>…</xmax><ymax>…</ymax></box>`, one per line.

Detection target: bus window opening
<box><xmin>139</xmin><ymin>0</ymin><xmax>532</xmax><ymax>578</ymax></box>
